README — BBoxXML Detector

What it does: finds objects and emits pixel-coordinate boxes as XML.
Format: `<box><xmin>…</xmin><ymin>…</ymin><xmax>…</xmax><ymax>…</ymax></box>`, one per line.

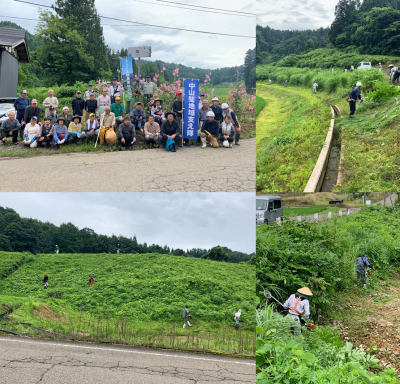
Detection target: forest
<box><xmin>0</xmin><ymin>206</ymin><xmax>253</xmax><ymax>263</ymax></box>
<box><xmin>256</xmin><ymin>0</ymin><xmax>400</xmax><ymax>65</ymax></box>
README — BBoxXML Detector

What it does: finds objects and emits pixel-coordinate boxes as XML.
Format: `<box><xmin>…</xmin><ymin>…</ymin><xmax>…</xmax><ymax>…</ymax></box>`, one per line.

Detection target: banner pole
<box><xmin>182</xmin><ymin>78</ymin><xmax>185</xmax><ymax>147</ymax></box>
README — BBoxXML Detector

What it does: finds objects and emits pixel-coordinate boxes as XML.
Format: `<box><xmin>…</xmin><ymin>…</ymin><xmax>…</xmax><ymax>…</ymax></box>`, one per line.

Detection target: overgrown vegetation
<box><xmin>0</xmin><ymin>251</ymin><xmax>255</xmax><ymax>356</ymax></box>
<box><xmin>256</xmin><ymin>205</ymin><xmax>400</xmax><ymax>382</ymax></box>
<box><xmin>256</xmin><ymin>95</ymin><xmax>266</xmax><ymax>116</ymax></box>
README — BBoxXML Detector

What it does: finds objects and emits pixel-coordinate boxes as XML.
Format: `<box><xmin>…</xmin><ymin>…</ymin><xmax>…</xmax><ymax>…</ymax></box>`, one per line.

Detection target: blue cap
<box><xmin>200</xmin><ymin>93</ymin><xmax>205</xmax><ymax>96</ymax></box>
<box><xmin>146</xmin><ymin>75</ymin><xmax>151</xmax><ymax>78</ymax></box>
<box><xmin>136</xmin><ymin>101</ymin><xmax>142</xmax><ymax>105</ymax></box>
<box><xmin>112</xmin><ymin>78</ymin><xmax>117</xmax><ymax>81</ymax></box>
<box><xmin>89</xmin><ymin>92</ymin><xmax>94</xmax><ymax>96</ymax></box>
<box><xmin>88</xmin><ymin>84</ymin><xmax>92</xmax><ymax>86</ymax></box>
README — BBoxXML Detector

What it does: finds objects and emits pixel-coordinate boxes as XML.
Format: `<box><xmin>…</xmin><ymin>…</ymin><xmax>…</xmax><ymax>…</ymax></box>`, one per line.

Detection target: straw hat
<box><xmin>297</xmin><ymin>287</ymin><xmax>313</xmax><ymax>296</ymax></box>
<box><xmin>105</xmin><ymin>130</ymin><xmax>116</xmax><ymax>145</ymax></box>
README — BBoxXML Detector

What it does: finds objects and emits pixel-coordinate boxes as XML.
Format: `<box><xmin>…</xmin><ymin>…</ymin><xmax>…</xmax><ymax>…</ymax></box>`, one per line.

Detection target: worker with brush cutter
<box><xmin>356</xmin><ymin>254</ymin><xmax>375</xmax><ymax>289</ymax></box>
<box><xmin>347</xmin><ymin>82</ymin><xmax>364</xmax><ymax>118</ymax></box>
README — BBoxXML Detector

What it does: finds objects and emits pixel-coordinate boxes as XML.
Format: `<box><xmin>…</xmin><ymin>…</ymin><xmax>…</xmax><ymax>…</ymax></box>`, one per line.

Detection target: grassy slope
<box><xmin>256</xmin><ymin>95</ymin><xmax>266</xmax><ymax>117</ymax></box>
<box><xmin>256</xmin><ymin>82</ymin><xmax>332</xmax><ymax>192</ymax></box>
<box><xmin>283</xmin><ymin>206</ymin><xmax>340</xmax><ymax>216</ymax></box>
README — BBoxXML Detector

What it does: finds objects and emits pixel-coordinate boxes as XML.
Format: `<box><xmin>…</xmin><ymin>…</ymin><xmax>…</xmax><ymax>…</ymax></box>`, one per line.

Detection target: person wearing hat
<box><xmin>151</xmin><ymin>98</ymin><xmax>165</xmax><ymax>121</ymax></box>
<box><xmin>84</xmin><ymin>113</ymin><xmax>100</xmax><ymax>142</ymax></box>
<box><xmin>84</xmin><ymin>84</ymin><xmax>94</xmax><ymax>101</ymax></box>
<box><xmin>53</xmin><ymin>116</ymin><xmax>68</xmax><ymax>146</ymax></box>
<box><xmin>60</xmin><ymin>107</ymin><xmax>73</xmax><ymax>128</ymax></box>
<box><xmin>23</xmin><ymin>99</ymin><xmax>42</xmax><ymax>138</ymax></box>
<box><xmin>234</xmin><ymin>309</ymin><xmax>241</xmax><ymax>330</ymax></box>
<box><xmin>172</xmin><ymin>91</ymin><xmax>190</xmax><ymax>146</ymax></box>
<box><xmin>118</xmin><ymin>115</ymin><xmax>136</xmax><ymax>150</ymax></box>
<box><xmin>99</xmin><ymin>106</ymin><xmax>116</xmax><ymax>145</ymax></box>
<box><xmin>67</xmin><ymin>115</ymin><xmax>84</xmax><ymax>144</ymax></box>
<box><xmin>14</xmin><ymin>90</ymin><xmax>30</xmax><ymax>137</ymax></box>
<box><xmin>389</xmin><ymin>64</ymin><xmax>397</xmax><ymax>82</ymax></box>
<box><xmin>43</xmin><ymin>274</ymin><xmax>49</xmax><ymax>289</ymax></box>
<box><xmin>0</xmin><ymin>111</ymin><xmax>21</xmax><ymax>145</ymax></box>
<box><xmin>160</xmin><ymin>112</ymin><xmax>182</xmax><ymax>148</ymax></box>
<box><xmin>283</xmin><ymin>287</ymin><xmax>313</xmax><ymax>323</ymax></box>
<box><xmin>54</xmin><ymin>245</ymin><xmax>59</xmax><ymax>254</ymax></box>
<box><xmin>182</xmin><ymin>305</ymin><xmax>192</xmax><ymax>328</ymax></box>
<box><xmin>355</xmin><ymin>254</ymin><xmax>375</xmax><ymax>289</ymax></box>
<box><xmin>72</xmin><ymin>91</ymin><xmax>85</xmax><ymax>117</ymax></box>
<box><xmin>198</xmin><ymin>93</ymin><xmax>205</xmax><ymax>110</ymax></box>
<box><xmin>219</xmin><ymin>114</ymin><xmax>234</xmax><ymax>148</ymax></box>
<box><xmin>37</xmin><ymin>116</ymin><xmax>54</xmax><ymax>148</ymax></box>
<box><xmin>110</xmin><ymin>78</ymin><xmax>122</xmax><ymax>104</ymax></box>
<box><xmin>84</xmin><ymin>93</ymin><xmax>98</xmax><ymax>123</ymax></box>
<box><xmin>47</xmin><ymin>106</ymin><xmax>58</xmax><ymax>127</ymax></box>
<box><xmin>23</xmin><ymin>116</ymin><xmax>41</xmax><ymax>148</ymax></box>
<box><xmin>142</xmin><ymin>75</ymin><xmax>156</xmax><ymax>104</ymax></box>
<box><xmin>106</xmin><ymin>81</ymin><xmax>113</xmax><ymax>97</ymax></box>
<box><xmin>89</xmin><ymin>272</ymin><xmax>95</xmax><ymax>287</ymax></box>
<box><xmin>348</xmin><ymin>82</ymin><xmax>363</xmax><ymax>118</ymax></box>
<box><xmin>110</xmin><ymin>97</ymin><xmax>126</xmax><ymax>128</ymax></box>
<box><xmin>144</xmin><ymin>114</ymin><xmax>161</xmax><ymax>148</ymax></box>
<box><xmin>42</xmin><ymin>89</ymin><xmax>59</xmax><ymax>117</ymax></box>
<box><xmin>377</xmin><ymin>62</ymin><xmax>382</xmax><ymax>71</ymax></box>
<box><xmin>221</xmin><ymin>103</ymin><xmax>241</xmax><ymax>145</ymax></box>
<box><xmin>198</xmin><ymin>100</ymin><xmax>212</xmax><ymax>145</ymax></box>
<box><xmin>350</xmin><ymin>65</ymin><xmax>354</xmax><ymax>73</ymax></box>
<box><xmin>97</xmin><ymin>88</ymin><xmax>111</xmax><ymax>118</ymax></box>
<box><xmin>210</xmin><ymin>97</ymin><xmax>222</xmax><ymax>124</ymax></box>
<box><xmin>200</xmin><ymin>111</ymin><xmax>219</xmax><ymax>148</ymax></box>
<box><xmin>130</xmin><ymin>102</ymin><xmax>146</xmax><ymax>132</ymax></box>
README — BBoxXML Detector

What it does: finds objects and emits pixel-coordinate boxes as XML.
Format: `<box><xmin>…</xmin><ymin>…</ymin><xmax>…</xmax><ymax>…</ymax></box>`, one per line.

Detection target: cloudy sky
<box><xmin>0</xmin><ymin>193</ymin><xmax>255</xmax><ymax>253</ymax></box>
<box><xmin>257</xmin><ymin>0</ymin><xmax>338</xmax><ymax>30</ymax></box>
<box><xmin>3</xmin><ymin>0</ymin><xmax>255</xmax><ymax>69</ymax></box>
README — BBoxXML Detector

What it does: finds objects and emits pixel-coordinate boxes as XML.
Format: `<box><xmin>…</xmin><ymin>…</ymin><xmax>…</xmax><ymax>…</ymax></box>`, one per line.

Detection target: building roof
<box><xmin>0</xmin><ymin>27</ymin><xmax>30</xmax><ymax>63</ymax></box>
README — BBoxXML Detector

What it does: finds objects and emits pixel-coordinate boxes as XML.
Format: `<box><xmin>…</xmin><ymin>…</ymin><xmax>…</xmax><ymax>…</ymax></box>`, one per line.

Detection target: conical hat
<box><xmin>105</xmin><ymin>130</ymin><xmax>116</xmax><ymax>145</ymax></box>
<box><xmin>297</xmin><ymin>287</ymin><xmax>313</xmax><ymax>296</ymax></box>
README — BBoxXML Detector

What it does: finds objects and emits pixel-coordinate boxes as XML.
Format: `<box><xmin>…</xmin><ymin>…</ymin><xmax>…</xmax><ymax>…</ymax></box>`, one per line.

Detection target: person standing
<box><xmin>350</xmin><ymin>65</ymin><xmax>354</xmax><ymax>73</ymax></box>
<box><xmin>72</xmin><ymin>91</ymin><xmax>85</xmax><ymax>117</ymax></box>
<box><xmin>182</xmin><ymin>305</ymin><xmax>192</xmax><ymax>328</ymax></box>
<box><xmin>14</xmin><ymin>90</ymin><xmax>30</xmax><ymax>138</ymax></box>
<box><xmin>210</xmin><ymin>97</ymin><xmax>223</xmax><ymax>124</ymax></box>
<box><xmin>198</xmin><ymin>100</ymin><xmax>211</xmax><ymax>145</ymax></box>
<box><xmin>83</xmin><ymin>84</ymin><xmax>94</xmax><ymax>101</ymax></box>
<box><xmin>110</xmin><ymin>97</ymin><xmax>125</xmax><ymax>127</ymax></box>
<box><xmin>355</xmin><ymin>254</ymin><xmax>375</xmax><ymax>289</ymax></box>
<box><xmin>97</xmin><ymin>88</ymin><xmax>111</xmax><ymax>118</ymax></box>
<box><xmin>89</xmin><ymin>273</ymin><xmax>95</xmax><ymax>287</ymax></box>
<box><xmin>106</xmin><ymin>81</ymin><xmax>113</xmax><ymax>97</ymax></box>
<box><xmin>348</xmin><ymin>82</ymin><xmax>363</xmax><ymax>118</ymax></box>
<box><xmin>84</xmin><ymin>93</ymin><xmax>98</xmax><ymax>122</ymax></box>
<box><xmin>198</xmin><ymin>92</ymin><xmax>205</xmax><ymax>110</ymax></box>
<box><xmin>142</xmin><ymin>75</ymin><xmax>156</xmax><ymax>104</ymax></box>
<box><xmin>42</xmin><ymin>89</ymin><xmax>59</xmax><ymax>116</ymax></box>
<box><xmin>173</xmin><ymin>91</ymin><xmax>188</xmax><ymax>146</ymax></box>
<box><xmin>117</xmin><ymin>244</ymin><xmax>120</xmax><ymax>254</ymax></box>
<box><xmin>0</xmin><ymin>112</ymin><xmax>21</xmax><ymax>145</ymax></box>
<box><xmin>24</xmin><ymin>99</ymin><xmax>42</xmax><ymax>134</ymax></box>
<box><xmin>234</xmin><ymin>309</ymin><xmax>241</xmax><ymax>330</ymax></box>
<box><xmin>43</xmin><ymin>274</ymin><xmax>49</xmax><ymax>289</ymax></box>
<box><xmin>54</xmin><ymin>245</ymin><xmax>59</xmax><ymax>254</ymax></box>
<box><xmin>284</xmin><ymin>80</ymin><xmax>288</xmax><ymax>87</ymax></box>
<box><xmin>47</xmin><ymin>107</ymin><xmax>58</xmax><ymax>127</ymax></box>
<box><xmin>110</xmin><ymin>78</ymin><xmax>122</xmax><ymax>104</ymax></box>
<box><xmin>313</xmin><ymin>81</ymin><xmax>318</xmax><ymax>94</ymax></box>
<box><xmin>118</xmin><ymin>116</ymin><xmax>136</xmax><ymax>150</ymax></box>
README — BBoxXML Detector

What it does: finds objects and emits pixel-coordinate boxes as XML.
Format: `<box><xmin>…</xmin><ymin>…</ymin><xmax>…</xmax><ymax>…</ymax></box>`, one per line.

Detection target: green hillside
<box><xmin>0</xmin><ymin>252</ymin><xmax>255</xmax><ymax>356</ymax></box>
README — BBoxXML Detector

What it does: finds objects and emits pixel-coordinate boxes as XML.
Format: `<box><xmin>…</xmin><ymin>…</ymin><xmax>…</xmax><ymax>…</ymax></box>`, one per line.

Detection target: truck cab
<box><xmin>256</xmin><ymin>195</ymin><xmax>284</xmax><ymax>225</ymax></box>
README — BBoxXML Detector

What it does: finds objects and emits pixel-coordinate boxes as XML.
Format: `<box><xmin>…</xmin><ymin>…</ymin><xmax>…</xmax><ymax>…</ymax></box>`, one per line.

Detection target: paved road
<box><xmin>0</xmin><ymin>336</ymin><xmax>255</xmax><ymax>384</ymax></box>
<box><xmin>0</xmin><ymin>139</ymin><xmax>255</xmax><ymax>192</ymax></box>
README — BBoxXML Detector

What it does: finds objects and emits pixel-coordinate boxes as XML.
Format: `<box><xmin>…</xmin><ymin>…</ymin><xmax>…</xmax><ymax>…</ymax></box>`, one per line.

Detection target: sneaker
<box><xmin>229</xmin><ymin>143</ymin><xmax>232</xmax><ymax>148</ymax></box>
<box><xmin>118</xmin><ymin>145</ymin><xmax>122</xmax><ymax>151</ymax></box>
<box><xmin>202</xmin><ymin>142</ymin><xmax>206</xmax><ymax>148</ymax></box>
<box><xmin>235</xmin><ymin>141</ymin><xmax>240</xmax><ymax>145</ymax></box>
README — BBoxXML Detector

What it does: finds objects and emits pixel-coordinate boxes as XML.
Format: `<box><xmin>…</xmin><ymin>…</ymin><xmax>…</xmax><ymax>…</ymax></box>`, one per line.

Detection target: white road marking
<box><xmin>0</xmin><ymin>337</ymin><xmax>255</xmax><ymax>366</ymax></box>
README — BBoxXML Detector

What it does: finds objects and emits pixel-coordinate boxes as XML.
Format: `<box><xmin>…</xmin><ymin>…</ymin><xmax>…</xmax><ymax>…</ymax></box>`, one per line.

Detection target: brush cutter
<box><xmin>263</xmin><ymin>290</ymin><xmax>315</xmax><ymax>331</ymax></box>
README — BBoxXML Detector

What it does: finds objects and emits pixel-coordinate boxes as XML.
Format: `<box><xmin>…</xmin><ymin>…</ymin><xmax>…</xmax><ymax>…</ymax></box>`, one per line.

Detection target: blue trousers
<box><xmin>349</xmin><ymin>101</ymin><xmax>356</xmax><ymax>116</ymax></box>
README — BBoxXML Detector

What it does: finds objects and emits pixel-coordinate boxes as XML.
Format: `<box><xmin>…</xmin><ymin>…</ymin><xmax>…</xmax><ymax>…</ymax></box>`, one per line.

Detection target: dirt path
<box><xmin>331</xmin><ymin>273</ymin><xmax>400</xmax><ymax>374</ymax></box>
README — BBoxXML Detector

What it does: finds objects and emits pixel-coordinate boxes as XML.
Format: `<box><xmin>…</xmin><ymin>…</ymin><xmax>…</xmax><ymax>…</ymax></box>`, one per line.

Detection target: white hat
<box><xmin>356</xmin><ymin>82</ymin><xmax>362</xmax><ymax>87</ymax></box>
<box><xmin>63</xmin><ymin>106</ymin><xmax>69</xmax><ymax>111</ymax></box>
<box><xmin>212</xmin><ymin>97</ymin><xmax>219</xmax><ymax>102</ymax></box>
<box><xmin>206</xmin><ymin>111</ymin><xmax>215</xmax><ymax>117</ymax></box>
<box><xmin>223</xmin><ymin>140</ymin><xmax>229</xmax><ymax>147</ymax></box>
<box><xmin>221</xmin><ymin>103</ymin><xmax>229</xmax><ymax>109</ymax></box>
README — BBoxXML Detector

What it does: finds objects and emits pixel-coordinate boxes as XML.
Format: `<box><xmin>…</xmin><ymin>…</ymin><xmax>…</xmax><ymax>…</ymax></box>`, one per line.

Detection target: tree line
<box><xmin>0</xmin><ymin>207</ymin><xmax>252</xmax><ymax>263</ymax></box>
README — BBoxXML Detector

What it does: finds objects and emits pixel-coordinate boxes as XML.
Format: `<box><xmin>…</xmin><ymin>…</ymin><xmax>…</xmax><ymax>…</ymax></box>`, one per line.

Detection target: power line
<box><xmin>131</xmin><ymin>0</ymin><xmax>254</xmax><ymax>17</ymax></box>
<box><xmin>153</xmin><ymin>0</ymin><xmax>255</xmax><ymax>15</ymax></box>
<box><xmin>12</xmin><ymin>0</ymin><xmax>255</xmax><ymax>39</ymax></box>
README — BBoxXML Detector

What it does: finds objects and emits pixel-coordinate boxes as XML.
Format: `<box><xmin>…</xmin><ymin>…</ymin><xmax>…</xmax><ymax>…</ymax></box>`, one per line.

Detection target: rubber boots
<box><xmin>187</xmin><ymin>321</ymin><xmax>192</xmax><ymax>327</ymax></box>
<box><xmin>235</xmin><ymin>134</ymin><xmax>240</xmax><ymax>145</ymax></box>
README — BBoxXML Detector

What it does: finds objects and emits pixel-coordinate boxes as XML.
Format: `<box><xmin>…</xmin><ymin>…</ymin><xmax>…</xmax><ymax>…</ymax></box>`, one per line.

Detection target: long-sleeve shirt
<box><xmin>210</xmin><ymin>105</ymin><xmax>222</xmax><ymax>122</ymax></box>
<box><xmin>131</xmin><ymin>85</ymin><xmax>141</xmax><ymax>102</ymax></box>
<box><xmin>142</xmin><ymin>81</ymin><xmax>156</xmax><ymax>94</ymax></box>
<box><xmin>42</xmin><ymin>96</ymin><xmax>59</xmax><ymax>115</ymax></box>
<box><xmin>172</xmin><ymin>100</ymin><xmax>183</xmax><ymax>119</ymax></box>
<box><xmin>84</xmin><ymin>120</ymin><xmax>100</xmax><ymax>133</ymax></box>
<box><xmin>110</xmin><ymin>84</ymin><xmax>122</xmax><ymax>98</ymax></box>
<box><xmin>283</xmin><ymin>294</ymin><xmax>310</xmax><ymax>318</ymax></box>
<box><xmin>84</xmin><ymin>99</ymin><xmax>98</xmax><ymax>114</ymax></box>
<box><xmin>349</xmin><ymin>88</ymin><xmax>362</xmax><ymax>102</ymax></box>
<box><xmin>160</xmin><ymin>120</ymin><xmax>180</xmax><ymax>137</ymax></box>
<box><xmin>23</xmin><ymin>123</ymin><xmax>41</xmax><ymax>140</ymax></box>
<box><xmin>198</xmin><ymin>107</ymin><xmax>211</xmax><ymax>125</ymax></box>
<box><xmin>72</xmin><ymin>98</ymin><xmax>85</xmax><ymax>116</ymax></box>
<box><xmin>83</xmin><ymin>90</ymin><xmax>93</xmax><ymax>101</ymax></box>
<box><xmin>201</xmin><ymin>119</ymin><xmax>219</xmax><ymax>136</ymax></box>
<box><xmin>130</xmin><ymin>108</ymin><xmax>146</xmax><ymax>121</ymax></box>
<box><xmin>144</xmin><ymin>122</ymin><xmax>160</xmax><ymax>136</ymax></box>
<box><xmin>14</xmin><ymin>97</ymin><xmax>30</xmax><ymax>112</ymax></box>
<box><xmin>100</xmin><ymin>112</ymin><xmax>115</xmax><ymax>128</ymax></box>
<box><xmin>355</xmin><ymin>256</ymin><xmax>371</xmax><ymax>271</ymax></box>
<box><xmin>61</xmin><ymin>113</ymin><xmax>73</xmax><ymax>128</ymax></box>
<box><xmin>222</xmin><ymin>108</ymin><xmax>239</xmax><ymax>128</ymax></box>
<box><xmin>68</xmin><ymin>122</ymin><xmax>82</xmax><ymax>133</ymax></box>
<box><xmin>53</xmin><ymin>124</ymin><xmax>68</xmax><ymax>142</ymax></box>
<box><xmin>182</xmin><ymin>308</ymin><xmax>189</xmax><ymax>319</ymax></box>
<box><xmin>118</xmin><ymin>123</ymin><xmax>136</xmax><ymax>138</ymax></box>
<box><xmin>0</xmin><ymin>118</ymin><xmax>20</xmax><ymax>133</ymax></box>
<box><xmin>97</xmin><ymin>95</ymin><xmax>111</xmax><ymax>107</ymax></box>
<box><xmin>151</xmin><ymin>105</ymin><xmax>164</xmax><ymax>119</ymax></box>
<box><xmin>24</xmin><ymin>106</ymin><xmax>42</xmax><ymax>124</ymax></box>
<box><xmin>47</xmin><ymin>113</ymin><xmax>58</xmax><ymax>127</ymax></box>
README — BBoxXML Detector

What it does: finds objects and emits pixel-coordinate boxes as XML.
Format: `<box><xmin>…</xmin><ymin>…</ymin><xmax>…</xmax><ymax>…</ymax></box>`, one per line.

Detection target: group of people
<box><xmin>1</xmin><ymin>78</ymin><xmax>242</xmax><ymax>150</ymax></box>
